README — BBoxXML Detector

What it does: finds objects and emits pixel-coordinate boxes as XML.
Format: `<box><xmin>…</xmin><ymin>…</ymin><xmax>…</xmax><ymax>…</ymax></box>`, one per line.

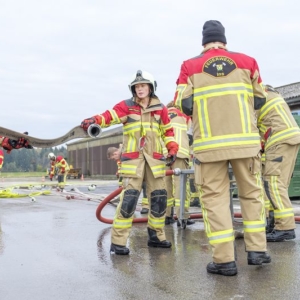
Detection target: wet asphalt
<box><xmin>0</xmin><ymin>179</ymin><xmax>300</xmax><ymax>300</ymax></box>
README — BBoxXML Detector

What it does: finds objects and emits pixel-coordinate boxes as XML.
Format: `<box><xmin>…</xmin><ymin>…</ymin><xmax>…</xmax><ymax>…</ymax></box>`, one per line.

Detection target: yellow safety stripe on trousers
<box><xmin>258</xmin><ymin>97</ymin><xmax>292</xmax><ymax>125</ymax></box>
<box><xmin>207</xmin><ymin>229</ymin><xmax>235</xmax><ymax>244</ymax></box>
<box><xmin>174</xmin><ymin>84</ymin><xmax>187</xmax><ymax>108</ymax></box>
<box><xmin>148</xmin><ymin>216</ymin><xmax>166</xmax><ymax>228</ymax></box>
<box><xmin>194</xmin><ymin>133</ymin><xmax>260</xmax><ymax>151</ymax></box>
<box><xmin>167</xmin><ymin>197</ymin><xmax>175</xmax><ymax>207</ymax></box>
<box><xmin>264</xmin><ymin>199</ymin><xmax>271</xmax><ymax>210</ymax></box>
<box><xmin>151</xmin><ymin>164</ymin><xmax>166</xmax><ymax>177</ymax></box>
<box><xmin>142</xmin><ymin>198</ymin><xmax>149</xmax><ymax>205</ymax></box>
<box><xmin>270</xmin><ymin>175</ymin><xmax>284</xmax><ymax>210</ymax></box>
<box><xmin>174</xmin><ymin>198</ymin><xmax>189</xmax><ymax>208</ymax></box>
<box><xmin>120</xmin><ymin>164</ymin><xmax>137</xmax><ymax>175</ymax></box>
<box><xmin>113</xmin><ymin>218</ymin><xmax>133</xmax><ymax>229</ymax></box>
<box><xmin>274</xmin><ymin>208</ymin><xmax>294</xmax><ymax>219</ymax></box>
<box><xmin>266</xmin><ymin>128</ymin><xmax>300</xmax><ymax>150</ymax></box>
<box><xmin>243</xmin><ymin>220</ymin><xmax>266</xmax><ymax>232</ymax></box>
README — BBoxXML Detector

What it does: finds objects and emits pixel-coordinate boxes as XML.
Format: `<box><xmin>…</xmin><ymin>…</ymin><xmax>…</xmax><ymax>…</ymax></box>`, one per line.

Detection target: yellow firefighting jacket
<box><xmin>257</xmin><ymin>90</ymin><xmax>300</xmax><ymax>150</ymax></box>
<box><xmin>168</xmin><ymin>107</ymin><xmax>191</xmax><ymax>159</ymax></box>
<box><xmin>174</xmin><ymin>44</ymin><xmax>266</xmax><ymax>162</ymax></box>
<box><xmin>94</xmin><ymin>97</ymin><xmax>176</xmax><ymax>178</ymax></box>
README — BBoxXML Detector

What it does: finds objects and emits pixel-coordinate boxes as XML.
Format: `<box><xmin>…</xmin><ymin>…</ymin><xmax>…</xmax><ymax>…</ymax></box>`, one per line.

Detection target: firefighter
<box><xmin>165</xmin><ymin>101</ymin><xmax>195</xmax><ymax>226</ymax></box>
<box><xmin>174</xmin><ymin>20</ymin><xmax>270</xmax><ymax>276</ymax></box>
<box><xmin>107</xmin><ymin>146</ymin><xmax>149</xmax><ymax>214</ymax></box>
<box><xmin>48</xmin><ymin>153</ymin><xmax>70</xmax><ymax>187</ymax></box>
<box><xmin>257</xmin><ymin>84</ymin><xmax>300</xmax><ymax>242</ymax></box>
<box><xmin>80</xmin><ymin>70</ymin><xmax>178</xmax><ymax>255</ymax></box>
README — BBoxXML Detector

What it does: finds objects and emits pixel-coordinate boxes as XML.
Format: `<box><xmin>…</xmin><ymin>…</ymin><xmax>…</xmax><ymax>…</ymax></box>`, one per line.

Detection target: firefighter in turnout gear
<box><xmin>48</xmin><ymin>153</ymin><xmax>70</xmax><ymax>187</ymax></box>
<box><xmin>257</xmin><ymin>84</ymin><xmax>300</xmax><ymax>242</ymax></box>
<box><xmin>174</xmin><ymin>20</ymin><xmax>271</xmax><ymax>276</ymax></box>
<box><xmin>165</xmin><ymin>101</ymin><xmax>195</xmax><ymax>226</ymax></box>
<box><xmin>81</xmin><ymin>70</ymin><xmax>178</xmax><ymax>255</ymax></box>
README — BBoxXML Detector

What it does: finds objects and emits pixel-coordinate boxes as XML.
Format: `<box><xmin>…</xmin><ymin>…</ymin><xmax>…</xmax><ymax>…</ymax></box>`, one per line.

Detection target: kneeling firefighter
<box><xmin>80</xmin><ymin>70</ymin><xmax>178</xmax><ymax>255</ymax></box>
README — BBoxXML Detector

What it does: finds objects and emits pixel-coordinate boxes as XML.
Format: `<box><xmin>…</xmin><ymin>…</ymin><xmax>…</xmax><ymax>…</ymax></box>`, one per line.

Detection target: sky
<box><xmin>1</xmin><ymin>0</ymin><xmax>300</xmax><ymax>139</ymax></box>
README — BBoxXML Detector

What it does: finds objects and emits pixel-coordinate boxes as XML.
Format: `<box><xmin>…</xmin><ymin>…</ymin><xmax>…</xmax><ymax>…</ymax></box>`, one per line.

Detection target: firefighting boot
<box><xmin>165</xmin><ymin>216</ymin><xmax>176</xmax><ymax>225</ymax></box>
<box><xmin>206</xmin><ymin>261</ymin><xmax>237</xmax><ymax>276</ymax></box>
<box><xmin>140</xmin><ymin>208</ymin><xmax>149</xmax><ymax>214</ymax></box>
<box><xmin>265</xmin><ymin>211</ymin><xmax>275</xmax><ymax>233</ymax></box>
<box><xmin>110</xmin><ymin>243</ymin><xmax>130</xmax><ymax>255</ymax></box>
<box><xmin>266</xmin><ymin>229</ymin><xmax>296</xmax><ymax>242</ymax></box>
<box><xmin>147</xmin><ymin>228</ymin><xmax>172</xmax><ymax>248</ymax></box>
<box><xmin>190</xmin><ymin>197</ymin><xmax>201</xmax><ymax>207</ymax></box>
<box><xmin>247</xmin><ymin>252</ymin><xmax>271</xmax><ymax>265</ymax></box>
<box><xmin>177</xmin><ymin>219</ymin><xmax>195</xmax><ymax>227</ymax></box>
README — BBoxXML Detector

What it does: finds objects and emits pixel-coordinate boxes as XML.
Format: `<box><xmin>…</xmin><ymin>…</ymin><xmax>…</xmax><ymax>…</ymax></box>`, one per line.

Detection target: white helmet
<box><xmin>48</xmin><ymin>153</ymin><xmax>56</xmax><ymax>161</ymax></box>
<box><xmin>129</xmin><ymin>70</ymin><xmax>157</xmax><ymax>96</ymax></box>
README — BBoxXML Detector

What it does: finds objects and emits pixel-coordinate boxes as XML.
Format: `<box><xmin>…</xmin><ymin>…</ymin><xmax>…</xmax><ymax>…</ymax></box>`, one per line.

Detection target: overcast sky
<box><xmin>1</xmin><ymin>0</ymin><xmax>299</xmax><ymax>139</ymax></box>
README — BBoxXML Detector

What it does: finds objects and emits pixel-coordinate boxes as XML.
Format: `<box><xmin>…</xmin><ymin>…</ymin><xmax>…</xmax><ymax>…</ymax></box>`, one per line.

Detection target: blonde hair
<box><xmin>107</xmin><ymin>147</ymin><xmax>119</xmax><ymax>159</ymax></box>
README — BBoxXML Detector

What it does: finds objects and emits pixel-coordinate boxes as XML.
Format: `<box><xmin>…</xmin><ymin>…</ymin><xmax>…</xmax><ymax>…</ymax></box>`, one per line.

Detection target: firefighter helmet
<box><xmin>48</xmin><ymin>153</ymin><xmax>56</xmax><ymax>161</ymax></box>
<box><xmin>129</xmin><ymin>70</ymin><xmax>157</xmax><ymax>96</ymax></box>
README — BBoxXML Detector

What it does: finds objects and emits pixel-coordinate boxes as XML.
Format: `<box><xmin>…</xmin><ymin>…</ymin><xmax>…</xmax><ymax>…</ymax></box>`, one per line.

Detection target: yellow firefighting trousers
<box><xmin>195</xmin><ymin>156</ymin><xmax>266</xmax><ymax>263</ymax></box>
<box><xmin>263</xmin><ymin>143</ymin><xmax>299</xmax><ymax>230</ymax></box>
<box><xmin>111</xmin><ymin>161</ymin><xmax>167</xmax><ymax>246</ymax></box>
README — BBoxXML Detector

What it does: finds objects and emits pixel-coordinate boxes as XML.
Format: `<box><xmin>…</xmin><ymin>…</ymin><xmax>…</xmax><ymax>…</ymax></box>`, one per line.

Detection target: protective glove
<box><xmin>81</xmin><ymin>116</ymin><xmax>97</xmax><ymax>131</ymax></box>
<box><xmin>166</xmin><ymin>141</ymin><xmax>179</xmax><ymax>167</ymax></box>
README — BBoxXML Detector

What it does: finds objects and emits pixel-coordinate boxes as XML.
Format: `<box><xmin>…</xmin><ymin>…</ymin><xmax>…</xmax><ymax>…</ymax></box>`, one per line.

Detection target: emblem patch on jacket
<box><xmin>203</xmin><ymin>56</ymin><xmax>237</xmax><ymax>77</ymax></box>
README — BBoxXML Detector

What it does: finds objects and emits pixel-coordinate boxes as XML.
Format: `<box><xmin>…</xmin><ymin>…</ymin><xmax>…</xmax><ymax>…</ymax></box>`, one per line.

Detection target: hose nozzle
<box><xmin>87</xmin><ymin>124</ymin><xmax>102</xmax><ymax>138</ymax></box>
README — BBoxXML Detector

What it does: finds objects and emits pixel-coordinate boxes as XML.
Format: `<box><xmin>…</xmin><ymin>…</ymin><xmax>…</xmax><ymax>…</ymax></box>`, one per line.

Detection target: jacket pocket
<box><xmin>153</xmin><ymin>152</ymin><xmax>166</xmax><ymax>161</ymax></box>
<box><xmin>263</xmin><ymin>154</ymin><xmax>282</xmax><ymax>176</ymax></box>
<box><xmin>121</xmin><ymin>152</ymin><xmax>139</xmax><ymax>161</ymax></box>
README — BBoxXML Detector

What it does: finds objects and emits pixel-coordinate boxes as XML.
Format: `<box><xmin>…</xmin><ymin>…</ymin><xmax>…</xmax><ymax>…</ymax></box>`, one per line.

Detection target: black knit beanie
<box><xmin>202</xmin><ymin>20</ymin><xmax>227</xmax><ymax>46</ymax></box>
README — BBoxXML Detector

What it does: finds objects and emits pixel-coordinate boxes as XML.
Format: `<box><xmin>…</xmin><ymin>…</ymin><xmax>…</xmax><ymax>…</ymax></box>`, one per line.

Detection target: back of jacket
<box><xmin>174</xmin><ymin>45</ymin><xmax>266</xmax><ymax>162</ymax></box>
<box><xmin>257</xmin><ymin>90</ymin><xmax>300</xmax><ymax>150</ymax></box>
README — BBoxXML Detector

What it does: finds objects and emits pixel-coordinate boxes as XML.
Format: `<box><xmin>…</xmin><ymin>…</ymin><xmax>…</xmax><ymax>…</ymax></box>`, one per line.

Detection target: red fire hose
<box><xmin>95</xmin><ymin>170</ymin><xmax>300</xmax><ymax>224</ymax></box>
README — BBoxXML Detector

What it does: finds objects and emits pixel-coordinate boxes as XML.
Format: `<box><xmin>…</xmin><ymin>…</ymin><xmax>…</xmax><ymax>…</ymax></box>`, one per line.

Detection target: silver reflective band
<box><xmin>87</xmin><ymin>124</ymin><xmax>102</xmax><ymax>138</ymax></box>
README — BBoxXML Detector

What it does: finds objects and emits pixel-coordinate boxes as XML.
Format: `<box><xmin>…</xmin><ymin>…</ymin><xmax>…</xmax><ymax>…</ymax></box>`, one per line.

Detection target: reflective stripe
<box><xmin>174</xmin><ymin>84</ymin><xmax>187</xmax><ymax>109</ymax></box>
<box><xmin>167</xmin><ymin>197</ymin><xmax>174</xmax><ymax>207</ymax></box>
<box><xmin>113</xmin><ymin>218</ymin><xmax>133</xmax><ymax>229</ymax></box>
<box><xmin>194</xmin><ymin>83</ymin><xmax>253</xmax><ymax>98</ymax></box>
<box><xmin>142</xmin><ymin>198</ymin><xmax>149</xmax><ymax>205</ymax></box>
<box><xmin>194</xmin><ymin>134</ymin><xmax>260</xmax><ymax>151</ymax></box>
<box><xmin>270</xmin><ymin>175</ymin><xmax>283</xmax><ymax>210</ymax></box>
<box><xmin>274</xmin><ymin>208</ymin><xmax>294</xmax><ymax>219</ymax></box>
<box><xmin>174</xmin><ymin>198</ymin><xmax>189</xmax><ymax>208</ymax></box>
<box><xmin>243</xmin><ymin>220</ymin><xmax>265</xmax><ymax>233</ymax></box>
<box><xmin>148</xmin><ymin>216</ymin><xmax>165</xmax><ymax>228</ymax></box>
<box><xmin>151</xmin><ymin>164</ymin><xmax>166</xmax><ymax>176</ymax></box>
<box><xmin>109</xmin><ymin>109</ymin><xmax>120</xmax><ymax>124</ymax></box>
<box><xmin>238</xmin><ymin>93</ymin><xmax>251</xmax><ymax>134</ymax></box>
<box><xmin>120</xmin><ymin>164</ymin><xmax>137</xmax><ymax>175</ymax></box>
<box><xmin>266</xmin><ymin>128</ymin><xmax>300</xmax><ymax>150</ymax></box>
<box><xmin>207</xmin><ymin>229</ymin><xmax>235</xmax><ymax>244</ymax></box>
<box><xmin>258</xmin><ymin>97</ymin><xmax>287</xmax><ymax>121</ymax></box>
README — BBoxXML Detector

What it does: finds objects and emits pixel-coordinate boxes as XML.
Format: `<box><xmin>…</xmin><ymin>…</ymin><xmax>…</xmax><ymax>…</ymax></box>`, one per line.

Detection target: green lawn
<box><xmin>0</xmin><ymin>172</ymin><xmax>47</xmax><ymax>178</ymax></box>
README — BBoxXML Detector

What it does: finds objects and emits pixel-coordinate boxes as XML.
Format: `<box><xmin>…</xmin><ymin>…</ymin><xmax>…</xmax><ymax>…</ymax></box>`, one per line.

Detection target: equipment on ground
<box><xmin>0</xmin><ymin>124</ymin><xmax>102</xmax><ymax>148</ymax></box>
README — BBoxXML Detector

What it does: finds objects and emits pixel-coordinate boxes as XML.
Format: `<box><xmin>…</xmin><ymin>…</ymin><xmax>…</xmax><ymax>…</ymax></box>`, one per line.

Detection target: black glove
<box><xmin>166</xmin><ymin>154</ymin><xmax>177</xmax><ymax>167</ymax></box>
<box><xmin>81</xmin><ymin>117</ymin><xmax>97</xmax><ymax>131</ymax></box>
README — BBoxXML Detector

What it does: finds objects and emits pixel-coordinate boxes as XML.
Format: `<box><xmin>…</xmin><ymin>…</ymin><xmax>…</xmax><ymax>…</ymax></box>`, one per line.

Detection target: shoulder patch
<box><xmin>203</xmin><ymin>56</ymin><xmax>237</xmax><ymax>77</ymax></box>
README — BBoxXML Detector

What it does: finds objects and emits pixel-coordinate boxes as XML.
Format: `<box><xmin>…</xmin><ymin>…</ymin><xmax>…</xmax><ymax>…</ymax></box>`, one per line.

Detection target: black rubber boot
<box><xmin>147</xmin><ymin>228</ymin><xmax>172</xmax><ymax>248</ymax></box>
<box><xmin>165</xmin><ymin>216</ymin><xmax>176</xmax><ymax>225</ymax></box>
<box><xmin>206</xmin><ymin>261</ymin><xmax>237</xmax><ymax>276</ymax></box>
<box><xmin>110</xmin><ymin>243</ymin><xmax>130</xmax><ymax>255</ymax></box>
<box><xmin>177</xmin><ymin>219</ymin><xmax>195</xmax><ymax>227</ymax></box>
<box><xmin>266</xmin><ymin>229</ymin><xmax>296</xmax><ymax>242</ymax></box>
<box><xmin>140</xmin><ymin>208</ymin><xmax>149</xmax><ymax>214</ymax></box>
<box><xmin>247</xmin><ymin>251</ymin><xmax>271</xmax><ymax>265</ymax></box>
<box><xmin>190</xmin><ymin>197</ymin><xmax>201</xmax><ymax>207</ymax></box>
<box><xmin>265</xmin><ymin>211</ymin><xmax>275</xmax><ymax>233</ymax></box>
